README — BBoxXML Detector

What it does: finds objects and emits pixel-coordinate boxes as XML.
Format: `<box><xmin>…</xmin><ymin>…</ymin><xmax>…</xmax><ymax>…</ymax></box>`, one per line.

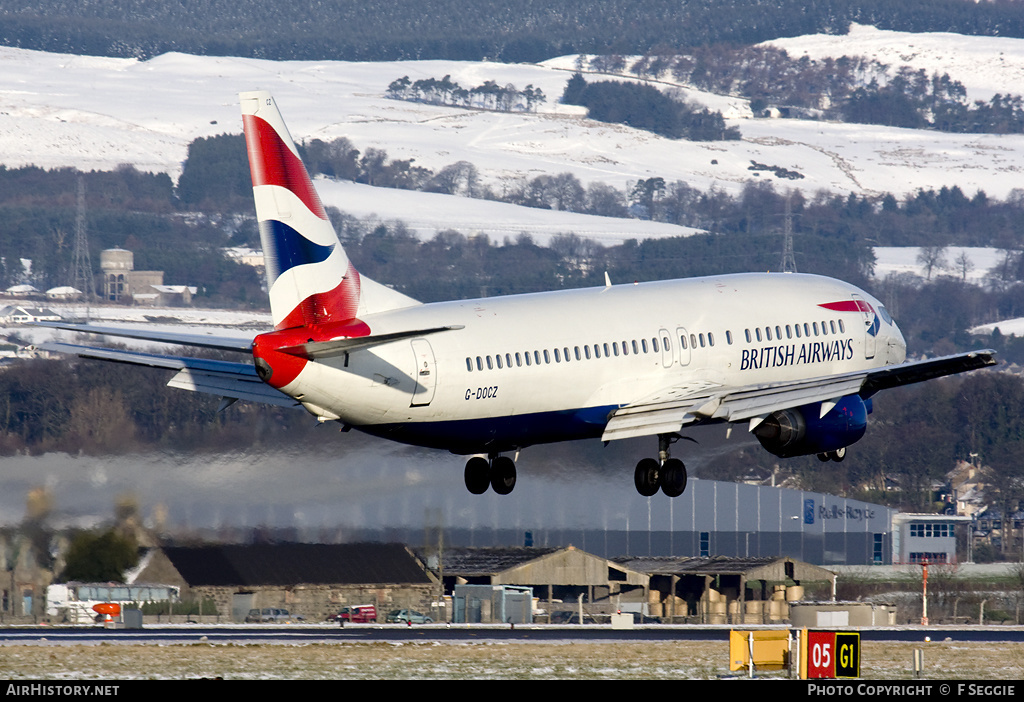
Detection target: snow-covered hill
<box><xmin>3</xmin><ymin>23</ymin><xmax>1024</xmax><ymax>221</ymax></box>
<box><xmin>767</xmin><ymin>23</ymin><xmax>1024</xmax><ymax>104</ymax></box>
<box><xmin>2</xmin><ymin>27</ymin><xmax>1023</xmax><ymax>278</ymax></box>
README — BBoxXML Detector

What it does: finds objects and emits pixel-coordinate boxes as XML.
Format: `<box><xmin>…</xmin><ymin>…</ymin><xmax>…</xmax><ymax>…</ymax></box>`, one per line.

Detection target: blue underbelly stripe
<box><xmin>359</xmin><ymin>404</ymin><xmax>618</xmax><ymax>454</ymax></box>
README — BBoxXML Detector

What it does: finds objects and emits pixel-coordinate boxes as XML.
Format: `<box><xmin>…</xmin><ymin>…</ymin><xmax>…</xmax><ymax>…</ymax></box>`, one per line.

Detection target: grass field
<box><xmin>2</xmin><ymin>639</ymin><xmax>1023</xmax><ymax>680</ymax></box>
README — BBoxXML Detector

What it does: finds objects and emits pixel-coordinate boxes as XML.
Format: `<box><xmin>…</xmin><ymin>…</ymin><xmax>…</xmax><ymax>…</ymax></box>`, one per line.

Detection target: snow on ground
<box><xmin>1</xmin><ymin>23</ymin><xmax>1024</xmax><ymax>233</ymax></box>
<box><xmin>868</xmin><ymin>246</ymin><xmax>1024</xmax><ymax>337</ymax></box>
<box><xmin>872</xmin><ymin>246</ymin><xmax>1006</xmax><ymax>286</ymax></box>
<box><xmin>3</xmin><ymin>28</ymin><xmax>1024</xmax><ymax>329</ymax></box>
<box><xmin>317</xmin><ymin>180</ymin><xmax>701</xmax><ymax>244</ymax></box>
<box><xmin>767</xmin><ymin>23</ymin><xmax>1024</xmax><ymax>104</ymax></box>
<box><xmin>2</xmin><ymin>303</ymin><xmax>270</xmax><ymax>353</ymax></box>
<box><xmin>972</xmin><ymin>318</ymin><xmax>1024</xmax><ymax>337</ymax></box>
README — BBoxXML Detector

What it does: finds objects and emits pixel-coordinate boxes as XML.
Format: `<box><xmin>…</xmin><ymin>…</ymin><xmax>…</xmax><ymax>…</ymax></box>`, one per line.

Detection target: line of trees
<box><xmin>560</xmin><ymin>74</ymin><xmax>740</xmax><ymax>141</ymax></box>
<box><xmin>614</xmin><ymin>46</ymin><xmax>1024</xmax><ymax>134</ymax></box>
<box><xmin>386</xmin><ymin>75</ymin><xmax>546</xmax><ymax>112</ymax></box>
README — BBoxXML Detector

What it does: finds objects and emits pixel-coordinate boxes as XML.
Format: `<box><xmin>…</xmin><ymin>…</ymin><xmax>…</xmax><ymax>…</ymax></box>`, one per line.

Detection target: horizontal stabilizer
<box><xmin>34</xmin><ymin>321</ymin><xmax>254</xmax><ymax>353</ymax></box>
<box><xmin>276</xmin><ymin>325</ymin><xmax>464</xmax><ymax>359</ymax></box>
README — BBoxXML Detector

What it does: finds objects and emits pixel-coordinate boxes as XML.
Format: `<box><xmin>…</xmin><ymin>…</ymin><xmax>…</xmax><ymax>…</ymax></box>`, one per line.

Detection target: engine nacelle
<box><xmin>753</xmin><ymin>395</ymin><xmax>871</xmax><ymax>459</ymax></box>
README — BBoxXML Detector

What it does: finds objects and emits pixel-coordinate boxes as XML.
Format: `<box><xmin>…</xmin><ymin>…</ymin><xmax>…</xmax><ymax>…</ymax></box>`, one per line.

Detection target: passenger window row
<box><xmin>680</xmin><ymin>331</ymin><xmax>719</xmax><ymax>350</ymax></box>
<box><xmin>743</xmin><ymin>319</ymin><xmax>846</xmax><ymax>344</ymax></box>
<box><xmin>466</xmin><ymin>334</ymin><xmax>675</xmax><ymax>372</ymax></box>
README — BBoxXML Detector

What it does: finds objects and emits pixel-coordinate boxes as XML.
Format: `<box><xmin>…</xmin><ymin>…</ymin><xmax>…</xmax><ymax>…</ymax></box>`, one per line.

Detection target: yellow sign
<box><xmin>729</xmin><ymin>629</ymin><xmax>791</xmax><ymax>672</ymax></box>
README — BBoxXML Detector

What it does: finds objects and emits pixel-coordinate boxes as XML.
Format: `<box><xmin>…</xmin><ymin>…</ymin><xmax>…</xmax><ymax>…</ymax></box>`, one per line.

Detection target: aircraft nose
<box><xmin>888</xmin><ymin>323</ymin><xmax>907</xmax><ymax>364</ymax></box>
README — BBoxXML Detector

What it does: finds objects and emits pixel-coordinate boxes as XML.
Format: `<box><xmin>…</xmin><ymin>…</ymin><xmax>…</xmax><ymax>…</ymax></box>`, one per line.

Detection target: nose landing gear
<box><xmin>464</xmin><ymin>453</ymin><xmax>517</xmax><ymax>495</ymax></box>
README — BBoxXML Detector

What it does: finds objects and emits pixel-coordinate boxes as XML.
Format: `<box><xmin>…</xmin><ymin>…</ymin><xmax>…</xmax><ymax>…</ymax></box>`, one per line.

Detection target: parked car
<box><xmin>245</xmin><ymin>607</ymin><xmax>304</xmax><ymax>623</ymax></box>
<box><xmin>327</xmin><ymin>604</ymin><xmax>377</xmax><ymax>623</ymax></box>
<box><xmin>549</xmin><ymin>611</ymin><xmax>599</xmax><ymax>624</ymax></box>
<box><xmin>386</xmin><ymin>608</ymin><xmax>432</xmax><ymax>624</ymax></box>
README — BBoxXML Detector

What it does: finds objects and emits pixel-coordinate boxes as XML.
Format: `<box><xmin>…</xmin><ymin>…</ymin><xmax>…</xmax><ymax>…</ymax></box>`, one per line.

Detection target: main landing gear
<box><xmin>464</xmin><ymin>453</ymin><xmax>517</xmax><ymax>495</ymax></box>
<box><xmin>817</xmin><ymin>447</ymin><xmax>847</xmax><ymax>462</ymax></box>
<box><xmin>634</xmin><ymin>434</ymin><xmax>689</xmax><ymax>497</ymax></box>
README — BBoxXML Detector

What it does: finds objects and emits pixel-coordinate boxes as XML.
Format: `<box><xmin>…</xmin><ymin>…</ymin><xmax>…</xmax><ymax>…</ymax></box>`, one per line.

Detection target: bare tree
<box><xmin>917</xmin><ymin>245</ymin><xmax>948</xmax><ymax>280</ymax></box>
<box><xmin>953</xmin><ymin>250</ymin><xmax>975</xmax><ymax>282</ymax></box>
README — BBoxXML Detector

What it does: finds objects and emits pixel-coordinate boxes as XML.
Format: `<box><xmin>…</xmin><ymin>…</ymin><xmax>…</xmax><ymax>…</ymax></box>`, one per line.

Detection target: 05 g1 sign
<box><xmin>804</xmin><ymin>630</ymin><xmax>860</xmax><ymax>679</ymax></box>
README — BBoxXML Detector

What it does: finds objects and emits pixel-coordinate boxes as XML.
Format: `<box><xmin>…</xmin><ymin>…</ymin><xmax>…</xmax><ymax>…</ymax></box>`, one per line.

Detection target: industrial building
<box><xmin>368</xmin><ymin>480</ymin><xmax>913</xmax><ymax>566</ymax></box>
<box><xmin>429</xmin><ymin>545</ymin><xmax>833</xmax><ymax>623</ymax></box>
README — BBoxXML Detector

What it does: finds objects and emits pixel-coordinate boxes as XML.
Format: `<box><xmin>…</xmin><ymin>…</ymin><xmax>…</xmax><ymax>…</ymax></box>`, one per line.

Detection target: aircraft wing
<box><xmin>40</xmin><ymin>341</ymin><xmax>299</xmax><ymax>407</ymax></box>
<box><xmin>601</xmin><ymin>349</ymin><xmax>997</xmax><ymax>442</ymax></box>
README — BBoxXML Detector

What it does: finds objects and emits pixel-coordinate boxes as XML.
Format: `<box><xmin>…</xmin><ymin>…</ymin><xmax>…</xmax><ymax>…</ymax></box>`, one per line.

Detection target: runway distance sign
<box><xmin>803</xmin><ymin>630</ymin><xmax>860</xmax><ymax>679</ymax></box>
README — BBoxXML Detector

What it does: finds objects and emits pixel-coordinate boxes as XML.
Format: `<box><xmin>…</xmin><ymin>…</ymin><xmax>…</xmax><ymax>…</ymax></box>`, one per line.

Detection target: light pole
<box><xmin>920</xmin><ymin>560</ymin><xmax>929</xmax><ymax>626</ymax></box>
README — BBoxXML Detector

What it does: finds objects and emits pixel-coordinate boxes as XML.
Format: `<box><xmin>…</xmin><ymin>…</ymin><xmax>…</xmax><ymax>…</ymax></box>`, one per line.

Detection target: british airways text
<box><xmin>740</xmin><ymin>339</ymin><xmax>854</xmax><ymax>371</ymax></box>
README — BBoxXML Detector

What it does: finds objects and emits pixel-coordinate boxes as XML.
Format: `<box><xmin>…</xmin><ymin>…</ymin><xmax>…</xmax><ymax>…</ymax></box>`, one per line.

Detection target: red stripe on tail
<box><xmin>243</xmin><ymin>114</ymin><xmax>327</xmax><ymax>220</ymax></box>
<box><xmin>275</xmin><ymin>265</ymin><xmax>363</xmax><ymax>331</ymax></box>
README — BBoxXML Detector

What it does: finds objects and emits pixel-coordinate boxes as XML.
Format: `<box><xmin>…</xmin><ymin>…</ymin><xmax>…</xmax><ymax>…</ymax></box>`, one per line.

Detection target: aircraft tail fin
<box><xmin>240</xmin><ymin>90</ymin><xmax>373</xmax><ymax>330</ymax></box>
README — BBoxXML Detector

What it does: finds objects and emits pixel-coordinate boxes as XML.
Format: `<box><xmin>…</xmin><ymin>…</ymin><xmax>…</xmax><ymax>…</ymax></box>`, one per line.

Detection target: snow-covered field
<box><xmin>2</xmin><ymin>25</ymin><xmax>1021</xmax><ymax>324</ymax></box>
<box><xmin>316</xmin><ymin>180</ymin><xmax>702</xmax><ymax>244</ymax></box>
<box><xmin>2</xmin><ymin>23</ymin><xmax>1024</xmax><ymax>239</ymax></box>
<box><xmin>2</xmin><ymin>24</ymin><xmax>1022</xmax><ymax>331</ymax></box>
<box><xmin>768</xmin><ymin>23</ymin><xmax>1024</xmax><ymax>104</ymax></box>
<box><xmin>872</xmin><ymin>246</ymin><xmax>1006</xmax><ymax>286</ymax></box>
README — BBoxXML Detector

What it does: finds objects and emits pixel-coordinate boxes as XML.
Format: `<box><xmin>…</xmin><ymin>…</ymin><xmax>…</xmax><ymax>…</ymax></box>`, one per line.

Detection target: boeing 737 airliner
<box><xmin>42</xmin><ymin>91</ymin><xmax>997</xmax><ymax>497</ymax></box>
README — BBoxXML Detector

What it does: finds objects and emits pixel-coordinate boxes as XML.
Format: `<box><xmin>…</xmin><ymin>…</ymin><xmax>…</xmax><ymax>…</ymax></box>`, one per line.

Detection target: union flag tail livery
<box><xmin>37</xmin><ymin>90</ymin><xmax>998</xmax><ymax>499</ymax></box>
<box><xmin>240</xmin><ymin>90</ymin><xmax>361</xmax><ymax>330</ymax></box>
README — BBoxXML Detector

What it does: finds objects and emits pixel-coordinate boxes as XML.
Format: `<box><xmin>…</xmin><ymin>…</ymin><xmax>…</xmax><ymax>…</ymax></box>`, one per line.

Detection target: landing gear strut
<box><xmin>633</xmin><ymin>434</ymin><xmax>689</xmax><ymax>497</ymax></box>
<box><xmin>464</xmin><ymin>453</ymin><xmax>517</xmax><ymax>495</ymax></box>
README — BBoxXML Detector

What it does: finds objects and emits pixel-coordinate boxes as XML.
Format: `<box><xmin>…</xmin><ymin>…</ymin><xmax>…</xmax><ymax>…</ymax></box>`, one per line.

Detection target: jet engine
<box><xmin>752</xmin><ymin>395</ymin><xmax>871</xmax><ymax>459</ymax></box>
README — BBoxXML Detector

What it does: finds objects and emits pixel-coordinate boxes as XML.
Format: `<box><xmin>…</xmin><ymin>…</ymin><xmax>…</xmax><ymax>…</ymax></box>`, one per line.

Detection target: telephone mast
<box><xmin>71</xmin><ymin>174</ymin><xmax>94</xmax><ymax>321</ymax></box>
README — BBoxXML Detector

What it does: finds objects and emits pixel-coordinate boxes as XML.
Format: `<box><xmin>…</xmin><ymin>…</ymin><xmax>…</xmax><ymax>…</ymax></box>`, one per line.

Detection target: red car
<box><xmin>328</xmin><ymin>605</ymin><xmax>377</xmax><ymax>623</ymax></box>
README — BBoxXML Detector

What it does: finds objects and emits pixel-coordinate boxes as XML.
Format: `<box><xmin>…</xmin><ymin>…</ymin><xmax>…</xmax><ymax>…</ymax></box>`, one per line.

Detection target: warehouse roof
<box><xmin>161</xmin><ymin>543</ymin><xmax>433</xmax><ymax>587</ymax></box>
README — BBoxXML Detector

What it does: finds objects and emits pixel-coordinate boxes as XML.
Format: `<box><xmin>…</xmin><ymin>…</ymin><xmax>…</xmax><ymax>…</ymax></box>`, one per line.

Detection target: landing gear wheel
<box><xmin>661</xmin><ymin>458</ymin><xmax>688</xmax><ymax>497</ymax></box>
<box><xmin>818</xmin><ymin>448</ymin><xmax>847</xmax><ymax>462</ymax></box>
<box><xmin>490</xmin><ymin>456</ymin><xmax>517</xmax><ymax>495</ymax></box>
<box><xmin>634</xmin><ymin>458</ymin><xmax>661</xmax><ymax>497</ymax></box>
<box><xmin>464</xmin><ymin>456</ymin><xmax>490</xmax><ymax>494</ymax></box>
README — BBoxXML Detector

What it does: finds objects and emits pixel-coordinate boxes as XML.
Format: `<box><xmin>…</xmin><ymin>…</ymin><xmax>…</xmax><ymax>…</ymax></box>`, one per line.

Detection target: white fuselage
<box><xmin>278</xmin><ymin>272</ymin><xmax>905</xmax><ymax>454</ymax></box>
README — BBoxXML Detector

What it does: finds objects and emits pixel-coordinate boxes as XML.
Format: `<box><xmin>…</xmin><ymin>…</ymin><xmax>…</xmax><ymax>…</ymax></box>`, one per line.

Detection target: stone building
<box><xmin>100</xmin><ymin>248</ymin><xmax>195</xmax><ymax>305</ymax></box>
<box><xmin>131</xmin><ymin>542</ymin><xmax>437</xmax><ymax>622</ymax></box>
<box><xmin>432</xmin><ymin>545</ymin><xmax>649</xmax><ymax>620</ymax></box>
<box><xmin>100</xmin><ymin>248</ymin><xmax>162</xmax><ymax>302</ymax></box>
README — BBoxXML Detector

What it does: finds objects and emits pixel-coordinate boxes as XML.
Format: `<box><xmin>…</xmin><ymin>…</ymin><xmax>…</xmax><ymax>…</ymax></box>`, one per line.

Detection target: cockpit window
<box><xmin>878</xmin><ymin>306</ymin><xmax>894</xmax><ymax>325</ymax></box>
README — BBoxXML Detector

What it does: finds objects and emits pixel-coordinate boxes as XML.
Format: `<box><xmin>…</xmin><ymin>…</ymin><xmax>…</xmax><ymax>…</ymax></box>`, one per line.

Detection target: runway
<box><xmin>4</xmin><ymin>624</ymin><xmax>1024</xmax><ymax>645</ymax></box>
